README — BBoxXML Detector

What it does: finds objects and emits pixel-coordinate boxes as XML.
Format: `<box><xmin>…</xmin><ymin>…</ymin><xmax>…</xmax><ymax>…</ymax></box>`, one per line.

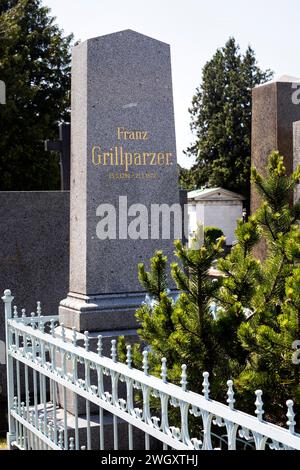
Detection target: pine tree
<box><xmin>119</xmin><ymin>233</ymin><xmax>228</xmax><ymax>399</ymax></box>
<box><xmin>216</xmin><ymin>151</ymin><xmax>300</xmax><ymax>423</ymax></box>
<box><xmin>234</xmin><ymin>152</ymin><xmax>300</xmax><ymax>421</ymax></box>
<box><xmin>169</xmin><ymin>237</ymin><xmax>228</xmax><ymax>396</ymax></box>
<box><xmin>216</xmin><ymin>217</ymin><xmax>262</xmax><ymax>364</ymax></box>
<box><xmin>0</xmin><ymin>0</ymin><xmax>73</xmax><ymax>190</ymax></box>
<box><xmin>182</xmin><ymin>38</ymin><xmax>272</xmax><ymax>204</ymax></box>
<box><xmin>119</xmin><ymin>152</ymin><xmax>300</xmax><ymax>426</ymax></box>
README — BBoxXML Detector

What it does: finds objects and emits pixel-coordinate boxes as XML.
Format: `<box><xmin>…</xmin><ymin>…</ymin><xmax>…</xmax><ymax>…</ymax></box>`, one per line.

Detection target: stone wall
<box><xmin>0</xmin><ymin>191</ymin><xmax>69</xmax><ymax>431</ymax></box>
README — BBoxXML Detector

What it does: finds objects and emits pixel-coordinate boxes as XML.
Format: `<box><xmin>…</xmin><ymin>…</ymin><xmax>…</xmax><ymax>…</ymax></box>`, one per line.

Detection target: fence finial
<box><xmin>202</xmin><ymin>372</ymin><xmax>210</xmax><ymax>399</ymax></box>
<box><xmin>97</xmin><ymin>335</ymin><xmax>103</xmax><ymax>356</ymax></box>
<box><xmin>227</xmin><ymin>380</ymin><xmax>235</xmax><ymax>410</ymax></box>
<box><xmin>58</xmin><ymin>429</ymin><xmax>64</xmax><ymax>448</ymax></box>
<box><xmin>2</xmin><ymin>289</ymin><xmax>13</xmax><ymax>302</ymax></box>
<box><xmin>37</xmin><ymin>301</ymin><xmax>42</xmax><ymax>316</ymax></box>
<box><xmin>161</xmin><ymin>358</ymin><xmax>167</xmax><ymax>383</ymax></box>
<box><xmin>72</xmin><ymin>327</ymin><xmax>77</xmax><ymax>346</ymax></box>
<box><xmin>286</xmin><ymin>400</ymin><xmax>296</xmax><ymax>434</ymax></box>
<box><xmin>50</xmin><ymin>319</ymin><xmax>55</xmax><ymax>337</ymax></box>
<box><xmin>84</xmin><ymin>331</ymin><xmax>89</xmax><ymax>351</ymax></box>
<box><xmin>180</xmin><ymin>364</ymin><xmax>188</xmax><ymax>391</ymax></box>
<box><xmin>13</xmin><ymin>396</ymin><xmax>18</xmax><ymax>412</ymax></box>
<box><xmin>69</xmin><ymin>437</ymin><xmax>75</xmax><ymax>450</ymax></box>
<box><xmin>30</xmin><ymin>312</ymin><xmax>36</xmax><ymax>329</ymax></box>
<box><xmin>21</xmin><ymin>309</ymin><xmax>26</xmax><ymax>321</ymax></box>
<box><xmin>126</xmin><ymin>345</ymin><xmax>132</xmax><ymax>369</ymax></box>
<box><xmin>111</xmin><ymin>340</ymin><xmax>117</xmax><ymax>362</ymax></box>
<box><xmin>142</xmin><ymin>350</ymin><xmax>149</xmax><ymax>375</ymax></box>
<box><xmin>61</xmin><ymin>323</ymin><xmax>66</xmax><ymax>342</ymax></box>
<box><xmin>13</xmin><ymin>306</ymin><xmax>18</xmax><ymax>318</ymax></box>
<box><xmin>255</xmin><ymin>390</ymin><xmax>264</xmax><ymax>421</ymax></box>
<box><xmin>30</xmin><ymin>410</ymin><xmax>35</xmax><ymax>425</ymax></box>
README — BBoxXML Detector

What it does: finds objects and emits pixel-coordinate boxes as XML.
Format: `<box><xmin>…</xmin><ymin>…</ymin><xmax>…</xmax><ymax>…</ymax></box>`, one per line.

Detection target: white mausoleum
<box><xmin>188</xmin><ymin>187</ymin><xmax>245</xmax><ymax>246</ymax></box>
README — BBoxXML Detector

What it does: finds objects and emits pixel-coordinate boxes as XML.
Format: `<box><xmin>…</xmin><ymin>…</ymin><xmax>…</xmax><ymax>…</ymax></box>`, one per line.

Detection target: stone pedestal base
<box><xmin>59</xmin><ymin>292</ymin><xmax>145</xmax><ymax>332</ymax></box>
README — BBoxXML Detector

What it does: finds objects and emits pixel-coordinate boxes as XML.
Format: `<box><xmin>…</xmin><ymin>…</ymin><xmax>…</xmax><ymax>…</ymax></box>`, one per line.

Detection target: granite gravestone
<box><xmin>251</xmin><ymin>75</ymin><xmax>300</xmax><ymax>214</ymax></box>
<box><xmin>59</xmin><ymin>30</ymin><xmax>181</xmax><ymax>333</ymax></box>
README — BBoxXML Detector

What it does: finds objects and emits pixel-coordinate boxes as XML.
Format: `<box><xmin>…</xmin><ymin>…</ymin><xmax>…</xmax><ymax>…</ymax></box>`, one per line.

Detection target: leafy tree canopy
<box><xmin>182</xmin><ymin>38</ymin><xmax>273</xmax><ymax>205</ymax></box>
<box><xmin>0</xmin><ymin>0</ymin><xmax>73</xmax><ymax>190</ymax></box>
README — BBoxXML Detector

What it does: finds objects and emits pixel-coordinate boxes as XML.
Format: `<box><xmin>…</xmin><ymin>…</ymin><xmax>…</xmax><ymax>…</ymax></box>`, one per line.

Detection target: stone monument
<box><xmin>59</xmin><ymin>30</ymin><xmax>181</xmax><ymax>334</ymax></box>
<box><xmin>251</xmin><ymin>75</ymin><xmax>300</xmax><ymax>213</ymax></box>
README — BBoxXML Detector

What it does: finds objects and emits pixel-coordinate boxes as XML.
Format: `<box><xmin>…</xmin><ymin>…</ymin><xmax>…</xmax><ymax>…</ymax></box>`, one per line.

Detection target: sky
<box><xmin>43</xmin><ymin>0</ymin><xmax>300</xmax><ymax>168</ymax></box>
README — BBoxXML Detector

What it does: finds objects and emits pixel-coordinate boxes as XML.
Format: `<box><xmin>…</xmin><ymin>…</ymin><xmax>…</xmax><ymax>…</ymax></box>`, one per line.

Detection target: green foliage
<box><xmin>216</xmin><ymin>217</ymin><xmax>262</xmax><ymax>363</ymax></box>
<box><xmin>178</xmin><ymin>164</ymin><xmax>195</xmax><ymax>191</ymax></box>
<box><xmin>236</xmin><ymin>272</ymin><xmax>300</xmax><ymax>420</ymax></box>
<box><xmin>204</xmin><ymin>226</ymin><xmax>224</xmax><ymax>246</ymax></box>
<box><xmin>183</xmin><ymin>38</ymin><xmax>273</xmax><ymax>204</ymax></box>
<box><xmin>138</xmin><ymin>251</ymin><xmax>168</xmax><ymax>301</ymax></box>
<box><xmin>120</xmin><ymin>151</ymin><xmax>300</xmax><ymax>427</ymax></box>
<box><xmin>0</xmin><ymin>0</ymin><xmax>73</xmax><ymax>190</ymax></box>
<box><xmin>119</xmin><ymin>237</ymin><xmax>229</xmax><ymax>398</ymax></box>
<box><xmin>218</xmin><ymin>151</ymin><xmax>300</xmax><ymax>423</ymax></box>
<box><xmin>218</xmin><ymin>217</ymin><xmax>262</xmax><ymax>310</ymax></box>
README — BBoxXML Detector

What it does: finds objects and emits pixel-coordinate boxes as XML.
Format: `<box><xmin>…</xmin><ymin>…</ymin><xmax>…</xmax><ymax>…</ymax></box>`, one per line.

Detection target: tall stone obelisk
<box><xmin>59</xmin><ymin>30</ymin><xmax>181</xmax><ymax>332</ymax></box>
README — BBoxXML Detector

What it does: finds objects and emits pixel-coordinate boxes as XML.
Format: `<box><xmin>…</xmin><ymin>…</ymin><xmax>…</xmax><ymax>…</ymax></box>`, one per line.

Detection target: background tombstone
<box><xmin>251</xmin><ymin>75</ymin><xmax>300</xmax><ymax>211</ymax></box>
<box><xmin>59</xmin><ymin>30</ymin><xmax>181</xmax><ymax>333</ymax></box>
<box><xmin>251</xmin><ymin>75</ymin><xmax>300</xmax><ymax>258</ymax></box>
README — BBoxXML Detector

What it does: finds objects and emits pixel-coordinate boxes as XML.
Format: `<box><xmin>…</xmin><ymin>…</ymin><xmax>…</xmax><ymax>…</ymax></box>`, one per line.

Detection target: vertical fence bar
<box><xmin>33</xmin><ymin>369</ymin><xmax>38</xmax><ymax>428</ymax></box>
<box><xmin>30</xmin><ymin>411</ymin><xmax>35</xmax><ymax>450</ymax></box>
<box><xmin>145</xmin><ymin>433</ymin><xmax>150</xmax><ymax>451</ymax></box>
<box><xmin>126</xmin><ymin>345</ymin><xmax>133</xmax><ymax>451</ymax></box>
<box><xmin>72</xmin><ymin>345</ymin><xmax>79</xmax><ymax>450</ymax></box>
<box><xmin>49</xmin><ymin>378</ymin><xmax>53</xmax><ymax>405</ymax></box>
<box><xmin>2</xmin><ymin>290</ymin><xmax>16</xmax><ymax>449</ymax></box>
<box><xmin>113</xmin><ymin>415</ymin><xmax>118</xmax><ymax>450</ymax></box>
<box><xmin>15</xmin><ymin>328</ymin><xmax>22</xmax><ymax>447</ymax></box>
<box><xmin>111</xmin><ymin>342</ymin><xmax>119</xmax><ymax>451</ymax></box>
<box><xmin>74</xmin><ymin>393</ymin><xmax>79</xmax><ymax>450</ymax></box>
<box><xmin>63</xmin><ymin>386</ymin><xmax>68</xmax><ymax>449</ymax></box>
<box><xmin>99</xmin><ymin>407</ymin><xmax>104</xmax><ymax>450</ymax></box>
<box><xmin>23</xmin><ymin>330</ymin><xmax>29</xmax><ymax>450</ymax></box>
<box><xmin>86</xmin><ymin>399</ymin><xmax>91</xmax><ymax>450</ymax></box>
<box><xmin>21</xmin><ymin>402</ymin><xmax>27</xmax><ymax>450</ymax></box>
<box><xmin>14</xmin><ymin>398</ymin><xmax>19</xmax><ymax>446</ymax></box>
<box><xmin>97</xmin><ymin>337</ymin><xmax>104</xmax><ymax>451</ymax></box>
<box><xmin>52</xmin><ymin>379</ymin><xmax>57</xmax><ymax>445</ymax></box>
<box><xmin>23</xmin><ymin>378</ymin><xmax>29</xmax><ymax>449</ymax></box>
<box><xmin>128</xmin><ymin>424</ymin><xmax>133</xmax><ymax>450</ymax></box>
<box><xmin>40</xmin><ymin>334</ymin><xmax>47</xmax><ymax>450</ymax></box>
<box><xmin>60</xmin><ymin>345</ymin><xmax>68</xmax><ymax>450</ymax></box>
<box><xmin>25</xmin><ymin>365</ymin><xmax>29</xmax><ymax>417</ymax></box>
<box><xmin>42</xmin><ymin>374</ymin><xmax>47</xmax><ymax>450</ymax></box>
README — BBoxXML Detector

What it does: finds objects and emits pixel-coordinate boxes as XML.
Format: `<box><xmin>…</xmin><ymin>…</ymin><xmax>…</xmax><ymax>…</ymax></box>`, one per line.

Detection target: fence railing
<box><xmin>3</xmin><ymin>289</ymin><xmax>300</xmax><ymax>451</ymax></box>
